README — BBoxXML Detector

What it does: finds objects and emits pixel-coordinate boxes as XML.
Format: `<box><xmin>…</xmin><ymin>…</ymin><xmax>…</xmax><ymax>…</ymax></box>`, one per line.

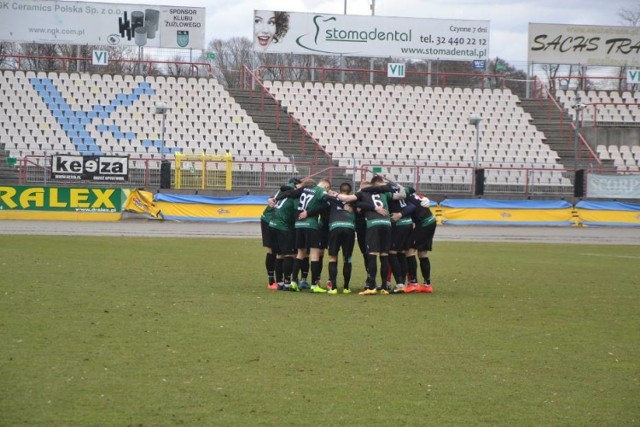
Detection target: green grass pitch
<box><xmin>0</xmin><ymin>235</ymin><xmax>639</xmax><ymax>426</ymax></box>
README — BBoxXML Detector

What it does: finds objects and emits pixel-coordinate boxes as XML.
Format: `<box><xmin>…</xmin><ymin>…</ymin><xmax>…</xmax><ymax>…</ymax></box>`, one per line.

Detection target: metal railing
<box><xmin>16</xmin><ymin>154</ymin><xmax>631</xmax><ymax>198</ymax></box>
<box><xmin>0</xmin><ymin>53</ymin><xmax>212</xmax><ymax>76</ymax></box>
<box><xmin>254</xmin><ymin>65</ymin><xmax>509</xmax><ymax>90</ymax></box>
<box><xmin>532</xmin><ymin>81</ymin><xmax>601</xmax><ymax>167</ymax></box>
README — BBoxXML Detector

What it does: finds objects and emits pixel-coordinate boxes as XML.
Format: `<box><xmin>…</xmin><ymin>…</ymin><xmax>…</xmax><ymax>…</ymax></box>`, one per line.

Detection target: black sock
<box><xmin>275</xmin><ymin>257</ymin><xmax>284</xmax><ymax>283</ymax></box>
<box><xmin>407</xmin><ymin>255</ymin><xmax>418</xmax><ymax>283</ymax></box>
<box><xmin>291</xmin><ymin>258</ymin><xmax>301</xmax><ymax>283</ymax></box>
<box><xmin>399</xmin><ymin>253</ymin><xmax>408</xmax><ymax>283</ymax></box>
<box><xmin>419</xmin><ymin>257</ymin><xmax>431</xmax><ymax>285</ymax></box>
<box><xmin>379</xmin><ymin>255</ymin><xmax>389</xmax><ymax>289</ymax></box>
<box><xmin>366</xmin><ymin>254</ymin><xmax>378</xmax><ymax>289</ymax></box>
<box><xmin>328</xmin><ymin>261</ymin><xmax>338</xmax><ymax>286</ymax></box>
<box><xmin>311</xmin><ymin>260</ymin><xmax>322</xmax><ymax>285</ymax></box>
<box><xmin>389</xmin><ymin>253</ymin><xmax>403</xmax><ymax>284</ymax></box>
<box><xmin>283</xmin><ymin>257</ymin><xmax>293</xmax><ymax>283</ymax></box>
<box><xmin>301</xmin><ymin>257</ymin><xmax>309</xmax><ymax>282</ymax></box>
<box><xmin>343</xmin><ymin>258</ymin><xmax>352</xmax><ymax>289</ymax></box>
<box><xmin>266</xmin><ymin>252</ymin><xmax>275</xmax><ymax>284</ymax></box>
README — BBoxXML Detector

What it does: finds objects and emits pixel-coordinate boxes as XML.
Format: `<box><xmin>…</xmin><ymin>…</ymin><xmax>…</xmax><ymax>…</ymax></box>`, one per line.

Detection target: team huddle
<box><xmin>260</xmin><ymin>175</ymin><xmax>437</xmax><ymax>295</ymax></box>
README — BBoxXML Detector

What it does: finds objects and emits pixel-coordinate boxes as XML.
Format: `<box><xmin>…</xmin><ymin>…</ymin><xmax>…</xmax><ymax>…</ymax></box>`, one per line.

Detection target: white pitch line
<box><xmin>580</xmin><ymin>253</ymin><xmax>640</xmax><ymax>260</ymax></box>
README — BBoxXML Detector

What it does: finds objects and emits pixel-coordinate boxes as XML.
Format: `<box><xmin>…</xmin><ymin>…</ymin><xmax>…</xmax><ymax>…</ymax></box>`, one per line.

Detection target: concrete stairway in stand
<box><xmin>519</xmin><ymin>99</ymin><xmax>613</xmax><ymax>172</ymax></box>
<box><xmin>228</xmin><ymin>88</ymin><xmax>352</xmax><ymax>186</ymax></box>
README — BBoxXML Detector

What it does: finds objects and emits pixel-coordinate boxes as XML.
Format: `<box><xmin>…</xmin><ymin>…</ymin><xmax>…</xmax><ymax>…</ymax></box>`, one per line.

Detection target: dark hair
<box><xmin>371</xmin><ymin>175</ymin><xmax>385</xmax><ymax>184</ymax></box>
<box><xmin>273</xmin><ymin>12</ymin><xmax>290</xmax><ymax>42</ymax></box>
<box><xmin>288</xmin><ymin>177</ymin><xmax>301</xmax><ymax>185</ymax></box>
<box><xmin>339</xmin><ymin>182</ymin><xmax>352</xmax><ymax>194</ymax></box>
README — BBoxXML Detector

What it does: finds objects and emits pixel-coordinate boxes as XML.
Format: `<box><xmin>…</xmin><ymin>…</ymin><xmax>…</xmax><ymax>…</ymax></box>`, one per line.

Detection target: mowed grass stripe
<box><xmin>0</xmin><ymin>236</ymin><xmax>638</xmax><ymax>426</ymax></box>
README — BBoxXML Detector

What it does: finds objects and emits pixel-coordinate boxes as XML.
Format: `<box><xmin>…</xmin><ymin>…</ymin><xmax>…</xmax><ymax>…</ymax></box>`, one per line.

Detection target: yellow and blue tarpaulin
<box><xmin>440</xmin><ymin>199</ymin><xmax>575</xmax><ymax>226</ymax></box>
<box><xmin>576</xmin><ymin>201</ymin><xmax>640</xmax><ymax>227</ymax></box>
<box><xmin>154</xmin><ymin>194</ymin><xmax>268</xmax><ymax>222</ymax></box>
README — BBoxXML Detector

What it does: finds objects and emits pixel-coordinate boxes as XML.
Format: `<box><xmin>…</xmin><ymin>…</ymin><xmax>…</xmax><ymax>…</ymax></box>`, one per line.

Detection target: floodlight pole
<box><xmin>474</xmin><ymin>121</ymin><xmax>480</xmax><ymax>170</ymax></box>
<box><xmin>155</xmin><ymin>103</ymin><xmax>170</xmax><ymax>160</ymax></box>
<box><xmin>469</xmin><ymin>115</ymin><xmax>482</xmax><ymax>170</ymax></box>
<box><xmin>160</xmin><ymin>110</ymin><xmax>166</xmax><ymax>160</ymax></box>
<box><xmin>572</xmin><ymin>96</ymin><xmax>585</xmax><ymax>173</ymax></box>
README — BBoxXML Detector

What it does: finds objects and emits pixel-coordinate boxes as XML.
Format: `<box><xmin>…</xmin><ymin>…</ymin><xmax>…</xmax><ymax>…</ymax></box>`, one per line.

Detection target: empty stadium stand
<box><xmin>557</xmin><ymin>89</ymin><xmax>640</xmax><ymax>125</ymax></box>
<box><xmin>262</xmin><ymin>80</ymin><xmax>574</xmax><ymax>187</ymax></box>
<box><xmin>0</xmin><ymin>70</ymin><xmax>293</xmax><ymax>174</ymax></box>
<box><xmin>1</xmin><ymin>66</ymin><xmax>637</xmax><ymax>195</ymax></box>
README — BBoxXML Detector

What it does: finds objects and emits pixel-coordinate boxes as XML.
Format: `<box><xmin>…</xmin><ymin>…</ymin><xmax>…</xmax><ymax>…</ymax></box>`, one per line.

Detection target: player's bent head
<box><xmin>318</xmin><ymin>178</ymin><xmax>331</xmax><ymax>190</ymax></box>
<box><xmin>339</xmin><ymin>182</ymin><xmax>352</xmax><ymax>194</ymax></box>
<box><xmin>371</xmin><ymin>175</ymin><xmax>385</xmax><ymax>184</ymax></box>
<box><xmin>301</xmin><ymin>178</ymin><xmax>316</xmax><ymax>188</ymax></box>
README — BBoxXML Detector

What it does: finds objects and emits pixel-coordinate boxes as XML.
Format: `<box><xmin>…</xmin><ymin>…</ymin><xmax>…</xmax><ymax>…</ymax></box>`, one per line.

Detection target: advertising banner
<box><xmin>51</xmin><ymin>155</ymin><xmax>129</xmax><ymax>182</ymax></box>
<box><xmin>253</xmin><ymin>10</ymin><xmax>489</xmax><ymax>60</ymax></box>
<box><xmin>528</xmin><ymin>23</ymin><xmax>640</xmax><ymax>67</ymax></box>
<box><xmin>0</xmin><ymin>0</ymin><xmax>205</xmax><ymax>49</ymax></box>
<box><xmin>586</xmin><ymin>173</ymin><xmax>640</xmax><ymax>199</ymax></box>
<box><xmin>0</xmin><ymin>186</ymin><xmax>123</xmax><ymax>221</ymax></box>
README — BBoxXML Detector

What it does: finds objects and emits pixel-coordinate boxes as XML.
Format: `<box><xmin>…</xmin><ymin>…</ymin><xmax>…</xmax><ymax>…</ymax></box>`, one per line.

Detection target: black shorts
<box><xmin>270</xmin><ymin>227</ymin><xmax>296</xmax><ymax>256</ymax></box>
<box><xmin>409</xmin><ymin>222</ymin><xmax>437</xmax><ymax>252</ymax></box>
<box><xmin>261</xmin><ymin>220</ymin><xmax>271</xmax><ymax>247</ymax></box>
<box><xmin>328</xmin><ymin>228</ymin><xmax>355</xmax><ymax>258</ymax></box>
<box><xmin>320</xmin><ymin>223</ymin><xmax>330</xmax><ymax>249</ymax></box>
<box><xmin>295</xmin><ymin>228</ymin><xmax>325</xmax><ymax>250</ymax></box>
<box><xmin>391</xmin><ymin>224</ymin><xmax>413</xmax><ymax>252</ymax></box>
<box><xmin>365</xmin><ymin>225</ymin><xmax>392</xmax><ymax>254</ymax></box>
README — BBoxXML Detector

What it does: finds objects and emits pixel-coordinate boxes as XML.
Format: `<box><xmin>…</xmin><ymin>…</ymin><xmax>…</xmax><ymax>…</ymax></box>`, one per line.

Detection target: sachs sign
<box><xmin>52</xmin><ymin>155</ymin><xmax>129</xmax><ymax>182</ymax></box>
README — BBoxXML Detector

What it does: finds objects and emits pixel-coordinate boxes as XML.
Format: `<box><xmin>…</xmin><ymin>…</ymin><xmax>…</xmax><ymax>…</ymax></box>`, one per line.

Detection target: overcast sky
<box><xmin>99</xmin><ymin>0</ymin><xmax>635</xmax><ymax>65</ymax></box>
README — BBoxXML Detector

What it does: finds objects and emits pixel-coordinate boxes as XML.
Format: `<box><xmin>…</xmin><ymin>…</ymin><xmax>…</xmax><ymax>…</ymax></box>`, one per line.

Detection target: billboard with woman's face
<box><xmin>253</xmin><ymin>10</ymin><xmax>490</xmax><ymax>61</ymax></box>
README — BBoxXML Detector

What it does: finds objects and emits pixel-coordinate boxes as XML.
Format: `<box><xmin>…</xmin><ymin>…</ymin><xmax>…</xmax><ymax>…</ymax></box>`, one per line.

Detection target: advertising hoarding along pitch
<box><xmin>528</xmin><ymin>23</ymin><xmax>640</xmax><ymax>67</ymax></box>
<box><xmin>51</xmin><ymin>155</ymin><xmax>129</xmax><ymax>182</ymax></box>
<box><xmin>0</xmin><ymin>0</ymin><xmax>205</xmax><ymax>49</ymax></box>
<box><xmin>253</xmin><ymin>10</ymin><xmax>489</xmax><ymax>61</ymax></box>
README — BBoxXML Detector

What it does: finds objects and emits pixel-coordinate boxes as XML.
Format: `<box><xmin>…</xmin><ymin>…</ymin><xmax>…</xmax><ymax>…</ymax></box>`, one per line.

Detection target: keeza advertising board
<box><xmin>253</xmin><ymin>10</ymin><xmax>489</xmax><ymax>61</ymax></box>
<box><xmin>528</xmin><ymin>23</ymin><xmax>640</xmax><ymax>67</ymax></box>
<box><xmin>0</xmin><ymin>0</ymin><xmax>205</xmax><ymax>49</ymax></box>
<box><xmin>51</xmin><ymin>155</ymin><xmax>129</xmax><ymax>182</ymax></box>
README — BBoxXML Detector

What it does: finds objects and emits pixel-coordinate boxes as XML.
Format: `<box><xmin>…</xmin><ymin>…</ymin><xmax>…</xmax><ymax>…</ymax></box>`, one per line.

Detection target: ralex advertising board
<box><xmin>0</xmin><ymin>0</ymin><xmax>205</xmax><ymax>49</ymax></box>
<box><xmin>0</xmin><ymin>186</ymin><xmax>122</xmax><ymax>213</ymax></box>
<box><xmin>253</xmin><ymin>10</ymin><xmax>490</xmax><ymax>61</ymax></box>
<box><xmin>528</xmin><ymin>23</ymin><xmax>640</xmax><ymax>67</ymax></box>
<box><xmin>51</xmin><ymin>154</ymin><xmax>129</xmax><ymax>182</ymax></box>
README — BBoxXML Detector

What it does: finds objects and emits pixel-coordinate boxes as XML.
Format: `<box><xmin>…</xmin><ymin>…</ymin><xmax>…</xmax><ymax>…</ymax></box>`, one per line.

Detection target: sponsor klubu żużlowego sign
<box><xmin>0</xmin><ymin>0</ymin><xmax>205</xmax><ymax>49</ymax></box>
<box><xmin>51</xmin><ymin>155</ymin><xmax>129</xmax><ymax>182</ymax></box>
<box><xmin>528</xmin><ymin>23</ymin><xmax>640</xmax><ymax>67</ymax></box>
<box><xmin>0</xmin><ymin>186</ymin><xmax>121</xmax><ymax>213</ymax></box>
<box><xmin>253</xmin><ymin>10</ymin><xmax>489</xmax><ymax>61</ymax></box>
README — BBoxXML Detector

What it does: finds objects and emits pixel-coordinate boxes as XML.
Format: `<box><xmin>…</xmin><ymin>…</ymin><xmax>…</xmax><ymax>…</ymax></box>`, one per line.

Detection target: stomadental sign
<box><xmin>528</xmin><ymin>23</ymin><xmax>640</xmax><ymax>67</ymax></box>
<box><xmin>0</xmin><ymin>0</ymin><xmax>205</xmax><ymax>49</ymax></box>
<box><xmin>253</xmin><ymin>10</ymin><xmax>489</xmax><ymax>61</ymax></box>
<box><xmin>51</xmin><ymin>155</ymin><xmax>128</xmax><ymax>182</ymax></box>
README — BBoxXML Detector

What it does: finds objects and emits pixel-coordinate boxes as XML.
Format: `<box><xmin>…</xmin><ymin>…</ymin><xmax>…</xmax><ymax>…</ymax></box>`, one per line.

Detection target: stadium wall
<box><xmin>581</xmin><ymin>127</ymin><xmax>640</xmax><ymax>148</ymax></box>
<box><xmin>2</xmin><ymin>188</ymin><xmax>639</xmax><ymax>226</ymax></box>
<box><xmin>127</xmin><ymin>193</ymin><xmax>640</xmax><ymax>227</ymax></box>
